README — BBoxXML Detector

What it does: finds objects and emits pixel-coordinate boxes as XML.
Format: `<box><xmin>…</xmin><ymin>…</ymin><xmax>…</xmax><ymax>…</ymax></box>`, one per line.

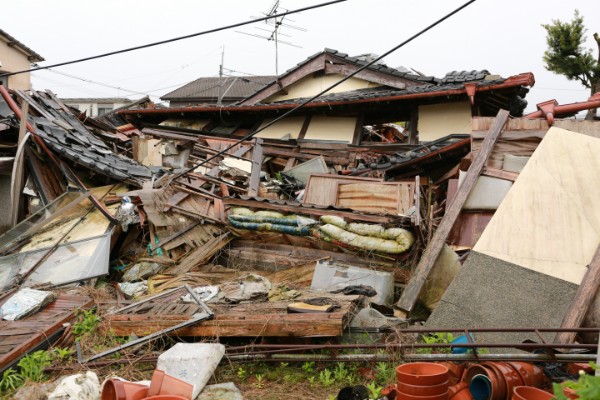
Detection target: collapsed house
<box><xmin>0</xmin><ymin>47</ymin><xmax>599</xmax><ymax>399</ymax></box>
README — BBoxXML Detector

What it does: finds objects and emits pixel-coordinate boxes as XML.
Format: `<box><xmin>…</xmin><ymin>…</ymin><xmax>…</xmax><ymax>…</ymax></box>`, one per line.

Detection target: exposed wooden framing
<box><xmin>352</xmin><ymin>114</ymin><xmax>365</xmax><ymax>145</ymax></box>
<box><xmin>395</xmin><ymin>109</ymin><xmax>510</xmax><ymax>316</ymax></box>
<box><xmin>481</xmin><ymin>166</ymin><xmax>519</xmax><ymax>182</ymax></box>
<box><xmin>248</xmin><ymin>138</ymin><xmax>263</xmax><ymax>197</ymax></box>
<box><xmin>297</xmin><ymin>115</ymin><xmax>312</xmax><ymax>141</ymax></box>
<box><xmin>323</xmin><ymin>63</ymin><xmax>409</xmax><ymax>89</ymax></box>
<box><xmin>555</xmin><ymin>244</ymin><xmax>600</xmax><ymax>344</ymax></box>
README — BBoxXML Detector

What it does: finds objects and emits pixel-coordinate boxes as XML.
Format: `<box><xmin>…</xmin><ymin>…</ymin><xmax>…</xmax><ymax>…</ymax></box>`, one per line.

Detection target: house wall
<box><xmin>255</xmin><ymin>116</ymin><xmax>306</xmax><ymax>140</ymax></box>
<box><xmin>266</xmin><ymin>74</ymin><xmax>381</xmax><ymax>103</ymax></box>
<box><xmin>62</xmin><ymin>101</ymin><xmax>130</xmax><ymax>117</ymax></box>
<box><xmin>418</xmin><ymin>101</ymin><xmax>472</xmax><ymax>142</ymax></box>
<box><xmin>0</xmin><ymin>40</ymin><xmax>33</xmax><ymax>90</ymax></box>
<box><xmin>303</xmin><ymin>116</ymin><xmax>356</xmax><ymax>142</ymax></box>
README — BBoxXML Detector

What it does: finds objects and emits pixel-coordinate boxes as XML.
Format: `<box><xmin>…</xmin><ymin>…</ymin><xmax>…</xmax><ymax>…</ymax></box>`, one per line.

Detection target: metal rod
<box><xmin>227</xmin><ymin>353</ymin><xmax>597</xmax><ymax>363</ymax></box>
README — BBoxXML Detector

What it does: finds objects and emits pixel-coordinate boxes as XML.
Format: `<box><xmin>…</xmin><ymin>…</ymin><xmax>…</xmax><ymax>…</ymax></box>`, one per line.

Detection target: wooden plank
<box><xmin>481</xmin><ymin>166</ymin><xmax>519</xmax><ymax>182</ymax></box>
<box><xmin>303</xmin><ymin>174</ymin><xmax>381</xmax><ymax>207</ymax></box>
<box><xmin>395</xmin><ymin>109</ymin><xmax>509</xmax><ymax>316</ymax></box>
<box><xmin>555</xmin><ymin>244</ymin><xmax>600</xmax><ymax>344</ymax></box>
<box><xmin>336</xmin><ymin>182</ymin><xmax>414</xmax><ymax>215</ymax></box>
<box><xmin>0</xmin><ymin>295</ymin><xmax>92</xmax><ymax>370</ymax></box>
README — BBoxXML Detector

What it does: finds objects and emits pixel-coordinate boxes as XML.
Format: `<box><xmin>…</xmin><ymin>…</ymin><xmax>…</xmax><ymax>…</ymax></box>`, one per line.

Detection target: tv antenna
<box><xmin>236</xmin><ymin>0</ymin><xmax>306</xmax><ymax>75</ymax></box>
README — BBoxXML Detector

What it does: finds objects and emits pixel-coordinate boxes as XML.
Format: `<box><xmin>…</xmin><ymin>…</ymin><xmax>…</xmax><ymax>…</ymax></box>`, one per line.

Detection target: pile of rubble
<box><xmin>0</xmin><ymin>71</ymin><xmax>599</xmax><ymax>399</ymax></box>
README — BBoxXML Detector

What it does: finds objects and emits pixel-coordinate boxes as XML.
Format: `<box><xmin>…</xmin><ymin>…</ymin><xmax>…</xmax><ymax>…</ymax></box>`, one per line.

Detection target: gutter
<box><xmin>526</xmin><ymin>92</ymin><xmax>600</xmax><ymax>125</ymax></box>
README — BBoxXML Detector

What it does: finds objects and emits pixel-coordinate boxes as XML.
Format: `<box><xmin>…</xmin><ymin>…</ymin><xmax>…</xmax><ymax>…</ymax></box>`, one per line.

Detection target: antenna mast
<box><xmin>237</xmin><ymin>1</ymin><xmax>306</xmax><ymax>75</ymax></box>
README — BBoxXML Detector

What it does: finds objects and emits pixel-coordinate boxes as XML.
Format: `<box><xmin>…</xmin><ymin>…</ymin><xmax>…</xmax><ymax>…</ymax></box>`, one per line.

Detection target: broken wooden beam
<box><xmin>481</xmin><ymin>166</ymin><xmax>519</xmax><ymax>182</ymax></box>
<box><xmin>555</xmin><ymin>244</ymin><xmax>600</xmax><ymax>344</ymax></box>
<box><xmin>395</xmin><ymin>109</ymin><xmax>509</xmax><ymax>316</ymax></box>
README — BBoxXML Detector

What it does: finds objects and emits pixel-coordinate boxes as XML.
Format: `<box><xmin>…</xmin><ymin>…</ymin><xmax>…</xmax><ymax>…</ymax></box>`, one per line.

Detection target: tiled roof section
<box><xmin>440</xmin><ymin>70</ymin><xmax>490</xmax><ymax>84</ymax></box>
<box><xmin>28</xmin><ymin>92</ymin><xmax>156</xmax><ymax>184</ymax></box>
<box><xmin>61</xmin><ymin>98</ymin><xmax>132</xmax><ymax>104</ymax></box>
<box><xmin>259</xmin><ymin>74</ymin><xmax>506</xmax><ymax>106</ymax></box>
<box><xmin>161</xmin><ymin>76</ymin><xmax>277</xmax><ymax>101</ymax></box>
<box><xmin>0</xmin><ymin>29</ymin><xmax>44</xmax><ymax>62</ymax></box>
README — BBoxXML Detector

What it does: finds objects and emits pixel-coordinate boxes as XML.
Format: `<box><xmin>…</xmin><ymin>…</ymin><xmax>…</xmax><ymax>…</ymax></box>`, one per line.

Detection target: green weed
<box><xmin>0</xmin><ymin>368</ymin><xmax>24</xmax><ymax>392</ymax></box>
<box><xmin>366</xmin><ymin>381</ymin><xmax>383</xmax><ymax>399</ymax></box>
<box><xmin>318</xmin><ymin>368</ymin><xmax>335</xmax><ymax>387</ymax></box>
<box><xmin>17</xmin><ymin>350</ymin><xmax>52</xmax><ymax>382</ymax></box>
<box><xmin>72</xmin><ymin>309</ymin><xmax>99</xmax><ymax>337</ymax></box>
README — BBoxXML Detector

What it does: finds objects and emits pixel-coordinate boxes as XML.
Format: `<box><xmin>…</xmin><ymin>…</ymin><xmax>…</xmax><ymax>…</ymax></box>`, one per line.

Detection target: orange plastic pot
<box><xmin>448</xmin><ymin>382</ymin><xmax>473</xmax><ymax>400</ymax></box>
<box><xmin>381</xmin><ymin>383</ymin><xmax>397</xmax><ymax>400</ymax></box>
<box><xmin>147</xmin><ymin>370</ymin><xmax>193</xmax><ymax>399</ymax></box>
<box><xmin>438</xmin><ymin>362</ymin><xmax>466</xmax><ymax>386</ymax></box>
<box><xmin>561</xmin><ymin>386</ymin><xmax>579</xmax><ymax>399</ymax></box>
<box><xmin>512</xmin><ymin>386</ymin><xmax>553</xmax><ymax>400</ymax></box>
<box><xmin>507</xmin><ymin>362</ymin><xmax>546</xmax><ymax>389</ymax></box>
<box><xmin>397</xmin><ymin>363</ymin><xmax>450</xmax><ymax>386</ymax></box>
<box><xmin>101</xmin><ymin>379</ymin><xmax>149</xmax><ymax>400</ymax></box>
<box><xmin>464</xmin><ymin>365</ymin><xmax>502</xmax><ymax>400</ymax></box>
<box><xmin>395</xmin><ymin>390</ymin><xmax>449</xmax><ymax>400</ymax></box>
<box><xmin>496</xmin><ymin>362</ymin><xmax>525</xmax><ymax>397</ymax></box>
<box><xmin>397</xmin><ymin>380</ymin><xmax>449</xmax><ymax>396</ymax></box>
<box><xmin>145</xmin><ymin>396</ymin><xmax>189</xmax><ymax>400</ymax></box>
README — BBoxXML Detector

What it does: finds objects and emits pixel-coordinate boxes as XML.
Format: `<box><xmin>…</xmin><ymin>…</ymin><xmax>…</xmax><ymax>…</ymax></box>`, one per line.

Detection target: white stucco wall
<box><xmin>418</xmin><ymin>101</ymin><xmax>473</xmax><ymax>142</ymax></box>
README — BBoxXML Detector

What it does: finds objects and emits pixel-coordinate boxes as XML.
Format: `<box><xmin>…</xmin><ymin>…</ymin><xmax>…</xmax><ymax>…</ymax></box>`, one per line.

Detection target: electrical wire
<box><xmin>0</xmin><ymin>0</ymin><xmax>347</xmax><ymax>79</ymax></box>
<box><xmin>167</xmin><ymin>0</ymin><xmax>478</xmax><ymax>184</ymax></box>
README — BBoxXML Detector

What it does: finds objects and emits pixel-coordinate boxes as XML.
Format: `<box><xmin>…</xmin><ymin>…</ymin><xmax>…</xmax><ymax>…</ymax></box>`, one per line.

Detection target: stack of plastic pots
<box><xmin>396</xmin><ymin>362</ymin><xmax>450</xmax><ymax>400</ymax></box>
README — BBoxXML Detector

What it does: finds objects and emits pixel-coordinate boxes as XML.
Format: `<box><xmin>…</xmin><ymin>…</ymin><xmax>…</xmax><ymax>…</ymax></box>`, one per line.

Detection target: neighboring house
<box><xmin>61</xmin><ymin>98</ymin><xmax>132</xmax><ymax>118</ymax></box>
<box><xmin>0</xmin><ymin>29</ymin><xmax>44</xmax><ymax>90</ymax></box>
<box><xmin>161</xmin><ymin>76</ymin><xmax>276</xmax><ymax>107</ymax></box>
<box><xmin>122</xmin><ymin>48</ymin><xmax>533</xmax><ymax>144</ymax></box>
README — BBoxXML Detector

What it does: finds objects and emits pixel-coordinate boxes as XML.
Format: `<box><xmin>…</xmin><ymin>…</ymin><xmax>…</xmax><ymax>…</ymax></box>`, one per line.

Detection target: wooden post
<box><xmin>248</xmin><ymin>138</ymin><xmax>263</xmax><ymax>197</ymax></box>
<box><xmin>11</xmin><ymin>102</ymin><xmax>29</xmax><ymax>227</ymax></box>
<box><xmin>395</xmin><ymin>109</ymin><xmax>509</xmax><ymax>316</ymax></box>
<box><xmin>554</xmin><ymin>244</ymin><xmax>600</xmax><ymax>344</ymax></box>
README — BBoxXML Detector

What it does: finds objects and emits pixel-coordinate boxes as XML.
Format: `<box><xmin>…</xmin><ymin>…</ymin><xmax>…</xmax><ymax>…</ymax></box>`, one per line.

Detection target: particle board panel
<box><xmin>303</xmin><ymin>174</ymin><xmax>381</xmax><ymax>207</ymax></box>
<box><xmin>474</xmin><ymin>128</ymin><xmax>600</xmax><ymax>284</ymax></box>
<box><xmin>336</xmin><ymin>182</ymin><xmax>414</xmax><ymax>215</ymax></box>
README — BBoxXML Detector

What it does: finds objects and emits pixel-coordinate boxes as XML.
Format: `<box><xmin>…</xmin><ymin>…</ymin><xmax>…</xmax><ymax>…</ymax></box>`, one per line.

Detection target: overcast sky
<box><xmin>3</xmin><ymin>0</ymin><xmax>599</xmax><ymax>112</ymax></box>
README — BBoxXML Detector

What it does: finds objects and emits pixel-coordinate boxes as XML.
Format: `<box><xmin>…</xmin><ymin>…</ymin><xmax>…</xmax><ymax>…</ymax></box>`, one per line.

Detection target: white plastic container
<box><xmin>310</xmin><ymin>261</ymin><xmax>395</xmax><ymax>305</ymax></box>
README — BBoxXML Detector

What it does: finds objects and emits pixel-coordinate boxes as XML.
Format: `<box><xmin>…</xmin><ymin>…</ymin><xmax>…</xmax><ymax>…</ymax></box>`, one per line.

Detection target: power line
<box><xmin>0</xmin><ymin>0</ymin><xmax>346</xmax><ymax>79</ymax></box>
<box><xmin>167</xmin><ymin>0</ymin><xmax>478</xmax><ymax>184</ymax></box>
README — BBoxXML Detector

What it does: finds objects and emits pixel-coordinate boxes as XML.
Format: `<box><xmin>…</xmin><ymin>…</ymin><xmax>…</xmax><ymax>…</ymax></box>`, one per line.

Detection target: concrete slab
<box><xmin>425</xmin><ymin>251</ymin><xmax>578</xmax><ymax>346</ymax></box>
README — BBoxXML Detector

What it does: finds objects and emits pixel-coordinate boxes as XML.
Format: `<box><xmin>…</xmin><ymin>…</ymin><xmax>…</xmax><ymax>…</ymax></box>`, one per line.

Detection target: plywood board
<box><xmin>303</xmin><ymin>174</ymin><xmax>381</xmax><ymax>207</ymax></box>
<box><xmin>474</xmin><ymin>127</ymin><xmax>600</xmax><ymax>284</ymax></box>
<box><xmin>336</xmin><ymin>182</ymin><xmax>415</xmax><ymax>215</ymax></box>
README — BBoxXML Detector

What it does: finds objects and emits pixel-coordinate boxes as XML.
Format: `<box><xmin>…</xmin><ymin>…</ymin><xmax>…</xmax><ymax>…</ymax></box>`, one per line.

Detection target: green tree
<box><xmin>542</xmin><ymin>10</ymin><xmax>600</xmax><ymax>119</ymax></box>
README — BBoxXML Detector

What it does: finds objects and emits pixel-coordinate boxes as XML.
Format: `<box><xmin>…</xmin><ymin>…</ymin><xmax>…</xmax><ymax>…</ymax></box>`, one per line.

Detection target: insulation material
<box><xmin>418</xmin><ymin>245</ymin><xmax>461</xmax><ymax>311</ymax></box>
<box><xmin>474</xmin><ymin>127</ymin><xmax>600</xmax><ymax>284</ymax></box>
<box><xmin>458</xmin><ymin>171</ymin><xmax>512</xmax><ymax>211</ymax></box>
<box><xmin>320</xmin><ymin>215</ymin><xmax>347</xmax><ymax>229</ymax></box>
<box><xmin>502</xmin><ymin>154</ymin><xmax>530</xmax><ymax>173</ymax></box>
<box><xmin>47</xmin><ymin>371</ymin><xmax>100</xmax><ymax>400</ymax></box>
<box><xmin>319</xmin><ymin>224</ymin><xmax>412</xmax><ymax>254</ymax></box>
